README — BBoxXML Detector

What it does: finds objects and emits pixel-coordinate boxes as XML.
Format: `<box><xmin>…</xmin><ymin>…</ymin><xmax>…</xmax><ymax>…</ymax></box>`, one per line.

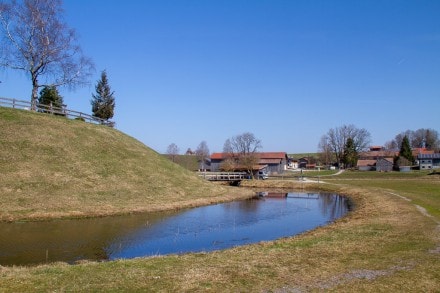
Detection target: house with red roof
<box><xmin>357</xmin><ymin>146</ymin><xmax>396</xmax><ymax>171</ymax></box>
<box><xmin>210</xmin><ymin>152</ymin><xmax>288</xmax><ymax>174</ymax></box>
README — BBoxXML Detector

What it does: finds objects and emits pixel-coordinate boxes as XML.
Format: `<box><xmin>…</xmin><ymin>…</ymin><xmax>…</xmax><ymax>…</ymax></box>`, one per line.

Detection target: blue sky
<box><xmin>1</xmin><ymin>0</ymin><xmax>439</xmax><ymax>153</ymax></box>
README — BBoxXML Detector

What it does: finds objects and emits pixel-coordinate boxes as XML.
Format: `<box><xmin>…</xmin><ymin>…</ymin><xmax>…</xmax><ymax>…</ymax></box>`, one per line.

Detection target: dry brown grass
<box><xmin>1</xmin><ymin>179</ymin><xmax>439</xmax><ymax>292</ymax></box>
<box><xmin>0</xmin><ymin>108</ymin><xmax>252</xmax><ymax>221</ymax></box>
<box><xmin>1</xmin><ymin>108</ymin><xmax>439</xmax><ymax>291</ymax></box>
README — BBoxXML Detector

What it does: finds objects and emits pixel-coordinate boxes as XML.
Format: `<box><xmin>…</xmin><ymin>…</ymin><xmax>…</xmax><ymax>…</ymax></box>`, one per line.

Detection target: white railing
<box><xmin>0</xmin><ymin>97</ymin><xmax>114</xmax><ymax>127</ymax></box>
<box><xmin>198</xmin><ymin>172</ymin><xmax>249</xmax><ymax>181</ymax></box>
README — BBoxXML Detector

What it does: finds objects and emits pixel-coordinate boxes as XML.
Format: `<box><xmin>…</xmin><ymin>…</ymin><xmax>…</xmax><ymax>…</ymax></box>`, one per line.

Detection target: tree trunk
<box><xmin>31</xmin><ymin>77</ymin><xmax>39</xmax><ymax>111</ymax></box>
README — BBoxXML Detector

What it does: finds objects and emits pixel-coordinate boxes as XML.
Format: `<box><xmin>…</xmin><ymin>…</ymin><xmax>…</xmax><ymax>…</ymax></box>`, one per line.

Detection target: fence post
<box><xmin>12</xmin><ymin>99</ymin><xmax>15</xmax><ymax>109</ymax></box>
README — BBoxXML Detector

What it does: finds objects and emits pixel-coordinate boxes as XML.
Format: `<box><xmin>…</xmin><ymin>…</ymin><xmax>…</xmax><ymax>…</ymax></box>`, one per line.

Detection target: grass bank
<box><xmin>1</xmin><ymin>173</ymin><xmax>439</xmax><ymax>291</ymax></box>
<box><xmin>0</xmin><ymin>107</ymin><xmax>251</xmax><ymax>221</ymax></box>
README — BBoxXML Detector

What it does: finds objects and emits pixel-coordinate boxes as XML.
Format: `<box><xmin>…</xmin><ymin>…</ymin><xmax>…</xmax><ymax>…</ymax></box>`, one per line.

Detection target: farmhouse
<box><xmin>357</xmin><ymin>160</ymin><xmax>376</xmax><ymax>171</ymax></box>
<box><xmin>376</xmin><ymin>158</ymin><xmax>394</xmax><ymax>172</ymax></box>
<box><xmin>418</xmin><ymin>153</ymin><xmax>440</xmax><ymax>170</ymax></box>
<box><xmin>358</xmin><ymin>147</ymin><xmax>397</xmax><ymax>160</ymax></box>
<box><xmin>357</xmin><ymin>146</ymin><xmax>395</xmax><ymax>171</ymax></box>
<box><xmin>210</xmin><ymin>152</ymin><xmax>288</xmax><ymax>174</ymax></box>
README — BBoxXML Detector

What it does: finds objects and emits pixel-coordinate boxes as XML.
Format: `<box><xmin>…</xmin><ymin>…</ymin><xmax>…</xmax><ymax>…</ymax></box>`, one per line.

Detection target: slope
<box><xmin>0</xmin><ymin>107</ymin><xmax>248</xmax><ymax>221</ymax></box>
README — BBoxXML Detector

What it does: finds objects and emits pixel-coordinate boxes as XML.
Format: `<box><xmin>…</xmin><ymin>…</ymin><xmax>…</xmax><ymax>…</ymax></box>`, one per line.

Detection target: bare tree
<box><xmin>412</xmin><ymin>128</ymin><xmax>439</xmax><ymax>150</ymax></box>
<box><xmin>230</xmin><ymin>132</ymin><xmax>262</xmax><ymax>155</ymax></box>
<box><xmin>223</xmin><ymin>138</ymin><xmax>233</xmax><ymax>154</ymax></box>
<box><xmin>223</xmin><ymin>132</ymin><xmax>262</xmax><ymax>177</ymax></box>
<box><xmin>0</xmin><ymin>0</ymin><xmax>94</xmax><ymax>109</ymax></box>
<box><xmin>386</xmin><ymin>130</ymin><xmax>413</xmax><ymax>151</ymax></box>
<box><xmin>166</xmin><ymin>143</ymin><xmax>179</xmax><ymax>163</ymax></box>
<box><xmin>195</xmin><ymin>141</ymin><xmax>210</xmax><ymax>171</ymax></box>
<box><xmin>387</xmin><ymin>128</ymin><xmax>440</xmax><ymax>151</ymax></box>
<box><xmin>317</xmin><ymin>135</ymin><xmax>335</xmax><ymax>166</ymax></box>
<box><xmin>319</xmin><ymin>124</ymin><xmax>371</xmax><ymax>168</ymax></box>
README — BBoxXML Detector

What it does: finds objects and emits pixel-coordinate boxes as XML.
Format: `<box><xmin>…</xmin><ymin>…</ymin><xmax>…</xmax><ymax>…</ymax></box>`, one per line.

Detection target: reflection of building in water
<box><xmin>287</xmin><ymin>193</ymin><xmax>319</xmax><ymax>199</ymax></box>
<box><xmin>258</xmin><ymin>192</ymin><xmax>288</xmax><ymax>198</ymax></box>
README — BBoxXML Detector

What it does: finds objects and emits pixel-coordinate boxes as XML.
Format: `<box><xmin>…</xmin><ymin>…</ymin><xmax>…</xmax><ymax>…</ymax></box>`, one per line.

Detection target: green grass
<box><xmin>0</xmin><ymin>107</ymin><xmax>250</xmax><ymax>221</ymax></box>
<box><xmin>1</xmin><ymin>108</ymin><xmax>439</xmax><ymax>291</ymax></box>
<box><xmin>287</xmin><ymin>169</ymin><xmax>339</xmax><ymax>176</ymax></box>
<box><xmin>288</xmin><ymin>152</ymin><xmax>318</xmax><ymax>159</ymax></box>
<box><xmin>335</xmin><ymin>169</ymin><xmax>432</xmax><ymax>179</ymax></box>
<box><xmin>162</xmin><ymin>154</ymin><xmax>201</xmax><ymax>171</ymax></box>
<box><xmin>1</xmin><ymin>177</ymin><xmax>439</xmax><ymax>292</ymax></box>
<box><xmin>326</xmin><ymin>171</ymin><xmax>440</xmax><ymax>218</ymax></box>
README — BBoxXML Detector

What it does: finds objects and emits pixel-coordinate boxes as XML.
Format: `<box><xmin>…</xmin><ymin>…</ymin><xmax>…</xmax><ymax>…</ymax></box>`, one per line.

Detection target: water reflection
<box><xmin>0</xmin><ymin>192</ymin><xmax>350</xmax><ymax>266</ymax></box>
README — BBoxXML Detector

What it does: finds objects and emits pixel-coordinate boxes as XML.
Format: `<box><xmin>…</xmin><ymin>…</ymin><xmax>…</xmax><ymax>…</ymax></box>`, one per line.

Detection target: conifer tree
<box><xmin>91</xmin><ymin>70</ymin><xmax>115</xmax><ymax>121</ymax></box>
<box><xmin>342</xmin><ymin>137</ymin><xmax>358</xmax><ymax>168</ymax></box>
<box><xmin>38</xmin><ymin>86</ymin><xmax>65</xmax><ymax>115</ymax></box>
<box><xmin>399</xmin><ymin>135</ymin><xmax>414</xmax><ymax>164</ymax></box>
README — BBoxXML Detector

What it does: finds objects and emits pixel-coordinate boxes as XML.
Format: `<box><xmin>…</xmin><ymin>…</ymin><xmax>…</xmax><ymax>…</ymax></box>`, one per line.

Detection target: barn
<box><xmin>210</xmin><ymin>152</ymin><xmax>288</xmax><ymax>175</ymax></box>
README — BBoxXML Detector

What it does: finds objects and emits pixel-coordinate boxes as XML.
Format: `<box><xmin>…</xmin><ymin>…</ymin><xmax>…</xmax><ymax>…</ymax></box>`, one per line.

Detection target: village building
<box><xmin>358</xmin><ymin>146</ymin><xmax>398</xmax><ymax>160</ymax></box>
<box><xmin>357</xmin><ymin>146</ymin><xmax>396</xmax><ymax>172</ymax></box>
<box><xmin>357</xmin><ymin>146</ymin><xmax>439</xmax><ymax>171</ymax></box>
<box><xmin>376</xmin><ymin>158</ymin><xmax>394</xmax><ymax>172</ymax></box>
<box><xmin>210</xmin><ymin>152</ymin><xmax>288</xmax><ymax>175</ymax></box>
<box><xmin>418</xmin><ymin>153</ymin><xmax>440</xmax><ymax>170</ymax></box>
<box><xmin>357</xmin><ymin>159</ymin><xmax>376</xmax><ymax>171</ymax></box>
<box><xmin>287</xmin><ymin>157</ymin><xmax>299</xmax><ymax>169</ymax></box>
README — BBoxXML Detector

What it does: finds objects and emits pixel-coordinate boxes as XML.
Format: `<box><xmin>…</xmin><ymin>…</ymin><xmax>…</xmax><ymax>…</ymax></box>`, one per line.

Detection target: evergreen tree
<box><xmin>342</xmin><ymin>137</ymin><xmax>358</xmax><ymax>168</ymax></box>
<box><xmin>38</xmin><ymin>86</ymin><xmax>65</xmax><ymax>115</ymax></box>
<box><xmin>399</xmin><ymin>135</ymin><xmax>414</xmax><ymax>164</ymax></box>
<box><xmin>91</xmin><ymin>70</ymin><xmax>115</xmax><ymax>121</ymax></box>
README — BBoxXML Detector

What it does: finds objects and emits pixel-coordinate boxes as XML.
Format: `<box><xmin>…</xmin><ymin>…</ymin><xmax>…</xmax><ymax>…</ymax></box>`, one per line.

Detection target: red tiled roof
<box><xmin>211</xmin><ymin>153</ymin><xmax>232</xmax><ymax>160</ymax></box>
<box><xmin>359</xmin><ymin>150</ymin><xmax>398</xmax><ymax>159</ymax></box>
<box><xmin>369</xmin><ymin>146</ymin><xmax>383</xmax><ymax>151</ymax></box>
<box><xmin>256</xmin><ymin>152</ymin><xmax>287</xmax><ymax>159</ymax></box>
<box><xmin>413</xmin><ymin>148</ymin><xmax>434</xmax><ymax>155</ymax></box>
<box><xmin>357</xmin><ymin>160</ymin><xmax>377</xmax><ymax>167</ymax></box>
<box><xmin>211</xmin><ymin>152</ymin><xmax>287</xmax><ymax>160</ymax></box>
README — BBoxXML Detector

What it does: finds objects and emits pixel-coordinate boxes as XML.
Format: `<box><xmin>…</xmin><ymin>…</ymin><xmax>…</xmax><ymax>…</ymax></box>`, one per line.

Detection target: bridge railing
<box><xmin>198</xmin><ymin>172</ymin><xmax>249</xmax><ymax>181</ymax></box>
<box><xmin>0</xmin><ymin>97</ymin><xmax>114</xmax><ymax>127</ymax></box>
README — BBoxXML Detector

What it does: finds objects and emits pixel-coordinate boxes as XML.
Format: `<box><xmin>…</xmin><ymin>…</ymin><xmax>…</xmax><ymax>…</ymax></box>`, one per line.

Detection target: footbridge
<box><xmin>198</xmin><ymin>172</ymin><xmax>249</xmax><ymax>186</ymax></box>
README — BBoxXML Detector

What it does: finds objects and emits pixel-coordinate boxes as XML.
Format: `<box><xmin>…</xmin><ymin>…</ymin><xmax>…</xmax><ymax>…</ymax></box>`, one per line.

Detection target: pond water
<box><xmin>0</xmin><ymin>192</ymin><xmax>350</xmax><ymax>266</ymax></box>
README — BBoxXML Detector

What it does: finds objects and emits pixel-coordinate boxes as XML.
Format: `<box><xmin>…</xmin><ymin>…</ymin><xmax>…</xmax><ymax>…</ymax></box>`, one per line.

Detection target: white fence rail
<box><xmin>0</xmin><ymin>97</ymin><xmax>114</xmax><ymax>127</ymax></box>
<box><xmin>198</xmin><ymin>172</ymin><xmax>249</xmax><ymax>181</ymax></box>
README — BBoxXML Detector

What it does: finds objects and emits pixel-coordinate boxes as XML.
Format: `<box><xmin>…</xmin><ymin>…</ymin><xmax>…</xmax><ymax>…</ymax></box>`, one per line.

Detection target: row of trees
<box><xmin>318</xmin><ymin>124</ymin><xmax>439</xmax><ymax>168</ymax></box>
<box><xmin>168</xmin><ymin>125</ymin><xmax>437</xmax><ymax>172</ymax></box>
<box><xmin>33</xmin><ymin>70</ymin><xmax>115</xmax><ymax>121</ymax></box>
<box><xmin>167</xmin><ymin>140</ymin><xmax>211</xmax><ymax>169</ymax></box>
<box><xmin>318</xmin><ymin>124</ymin><xmax>371</xmax><ymax>168</ymax></box>
<box><xmin>0</xmin><ymin>0</ymin><xmax>114</xmax><ymax>121</ymax></box>
<box><xmin>385</xmin><ymin>129</ymin><xmax>440</xmax><ymax>151</ymax></box>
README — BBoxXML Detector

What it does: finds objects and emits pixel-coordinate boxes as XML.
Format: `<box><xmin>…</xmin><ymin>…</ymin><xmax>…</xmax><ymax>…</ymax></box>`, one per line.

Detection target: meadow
<box><xmin>1</xmin><ymin>107</ymin><xmax>439</xmax><ymax>291</ymax></box>
<box><xmin>1</xmin><ymin>172</ymin><xmax>439</xmax><ymax>292</ymax></box>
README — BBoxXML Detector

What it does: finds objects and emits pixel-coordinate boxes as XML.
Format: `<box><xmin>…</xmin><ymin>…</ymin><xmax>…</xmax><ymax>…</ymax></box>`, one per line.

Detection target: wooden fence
<box><xmin>0</xmin><ymin>97</ymin><xmax>114</xmax><ymax>127</ymax></box>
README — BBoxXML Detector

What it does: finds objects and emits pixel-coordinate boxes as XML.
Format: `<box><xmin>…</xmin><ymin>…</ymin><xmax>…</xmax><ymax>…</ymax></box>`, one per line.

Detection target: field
<box><xmin>1</xmin><ymin>172</ymin><xmax>439</xmax><ymax>292</ymax></box>
<box><xmin>1</xmin><ymin>108</ymin><xmax>439</xmax><ymax>291</ymax></box>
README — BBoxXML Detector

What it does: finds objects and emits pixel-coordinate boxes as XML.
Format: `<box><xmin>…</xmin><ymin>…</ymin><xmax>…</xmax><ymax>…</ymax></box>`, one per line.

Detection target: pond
<box><xmin>0</xmin><ymin>192</ymin><xmax>351</xmax><ymax>266</ymax></box>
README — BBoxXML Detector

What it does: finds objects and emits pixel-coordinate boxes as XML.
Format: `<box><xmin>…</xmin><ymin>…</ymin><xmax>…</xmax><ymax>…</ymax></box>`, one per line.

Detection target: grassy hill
<box><xmin>0</xmin><ymin>107</ymin><xmax>249</xmax><ymax>221</ymax></box>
